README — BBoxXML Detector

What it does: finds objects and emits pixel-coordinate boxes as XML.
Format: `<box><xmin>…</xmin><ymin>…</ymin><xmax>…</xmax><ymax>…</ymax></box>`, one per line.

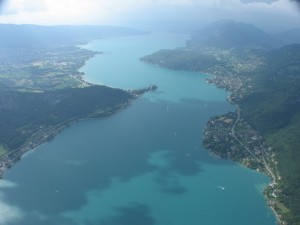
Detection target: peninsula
<box><xmin>0</xmin><ymin>25</ymin><xmax>155</xmax><ymax>178</ymax></box>
<box><xmin>141</xmin><ymin>21</ymin><xmax>300</xmax><ymax>225</ymax></box>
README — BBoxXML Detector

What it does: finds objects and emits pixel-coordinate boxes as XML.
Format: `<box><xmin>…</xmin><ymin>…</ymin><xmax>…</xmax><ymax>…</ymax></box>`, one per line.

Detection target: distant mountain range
<box><xmin>0</xmin><ymin>24</ymin><xmax>145</xmax><ymax>48</ymax></box>
<box><xmin>274</xmin><ymin>28</ymin><xmax>300</xmax><ymax>46</ymax></box>
<box><xmin>187</xmin><ymin>20</ymin><xmax>300</xmax><ymax>49</ymax></box>
<box><xmin>1</xmin><ymin>22</ymin><xmax>299</xmax><ymax>50</ymax></box>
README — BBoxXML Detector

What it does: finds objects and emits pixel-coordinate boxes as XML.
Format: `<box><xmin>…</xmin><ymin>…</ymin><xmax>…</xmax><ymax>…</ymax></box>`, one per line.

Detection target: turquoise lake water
<box><xmin>0</xmin><ymin>33</ymin><xmax>276</xmax><ymax>225</ymax></box>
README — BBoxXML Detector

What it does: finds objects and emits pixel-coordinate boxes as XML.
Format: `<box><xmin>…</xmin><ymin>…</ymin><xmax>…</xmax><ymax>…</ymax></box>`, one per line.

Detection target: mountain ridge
<box><xmin>0</xmin><ymin>24</ymin><xmax>145</xmax><ymax>48</ymax></box>
<box><xmin>187</xmin><ymin>20</ymin><xmax>277</xmax><ymax>49</ymax></box>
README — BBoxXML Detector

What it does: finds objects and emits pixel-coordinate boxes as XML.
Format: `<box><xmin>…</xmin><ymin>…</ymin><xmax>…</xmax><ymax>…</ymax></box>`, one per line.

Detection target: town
<box><xmin>203</xmin><ymin>67</ymin><xmax>284</xmax><ymax>223</ymax></box>
<box><xmin>0</xmin><ymin>46</ymin><xmax>99</xmax><ymax>92</ymax></box>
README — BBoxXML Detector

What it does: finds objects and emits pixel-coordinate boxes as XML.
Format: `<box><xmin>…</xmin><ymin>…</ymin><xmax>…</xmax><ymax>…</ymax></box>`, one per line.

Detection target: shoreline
<box><xmin>0</xmin><ymin>101</ymin><xmax>132</xmax><ymax>179</ymax></box>
<box><xmin>0</xmin><ymin>36</ymin><xmax>286</xmax><ymax>224</ymax></box>
<box><xmin>0</xmin><ymin>80</ymin><xmax>157</xmax><ymax>179</ymax></box>
<box><xmin>205</xmin><ymin>74</ymin><xmax>284</xmax><ymax>225</ymax></box>
<box><xmin>0</xmin><ymin>39</ymin><xmax>158</xmax><ymax>179</ymax></box>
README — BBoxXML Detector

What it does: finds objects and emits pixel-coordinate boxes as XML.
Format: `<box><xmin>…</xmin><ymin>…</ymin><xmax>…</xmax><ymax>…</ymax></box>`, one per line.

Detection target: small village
<box><xmin>203</xmin><ymin>111</ymin><xmax>266</xmax><ymax>170</ymax></box>
<box><xmin>203</xmin><ymin>70</ymin><xmax>285</xmax><ymax>224</ymax></box>
<box><xmin>0</xmin><ymin>47</ymin><xmax>99</xmax><ymax>92</ymax></box>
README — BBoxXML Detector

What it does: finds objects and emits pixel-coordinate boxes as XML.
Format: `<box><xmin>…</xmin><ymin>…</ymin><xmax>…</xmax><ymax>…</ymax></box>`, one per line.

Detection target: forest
<box><xmin>0</xmin><ymin>86</ymin><xmax>134</xmax><ymax>151</ymax></box>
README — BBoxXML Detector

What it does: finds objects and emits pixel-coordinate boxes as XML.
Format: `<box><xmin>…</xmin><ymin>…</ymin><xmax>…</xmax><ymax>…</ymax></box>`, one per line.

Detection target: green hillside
<box><xmin>141</xmin><ymin>49</ymin><xmax>218</xmax><ymax>71</ymax></box>
<box><xmin>239</xmin><ymin>45</ymin><xmax>300</xmax><ymax>224</ymax></box>
<box><xmin>141</xmin><ymin>30</ymin><xmax>300</xmax><ymax>223</ymax></box>
<box><xmin>0</xmin><ymin>86</ymin><xmax>133</xmax><ymax>151</ymax></box>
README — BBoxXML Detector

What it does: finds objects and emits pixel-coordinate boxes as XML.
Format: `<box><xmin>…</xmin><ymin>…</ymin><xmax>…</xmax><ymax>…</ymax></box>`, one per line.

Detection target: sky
<box><xmin>0</xmin><ymin>0</ymin><xmax>300</xmax><ymax>31</ymax></box>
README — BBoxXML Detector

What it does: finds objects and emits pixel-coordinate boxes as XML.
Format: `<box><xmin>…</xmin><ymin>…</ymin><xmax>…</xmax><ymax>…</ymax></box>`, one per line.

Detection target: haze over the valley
<box><xmin>0</xmin><ymin>0</ymin><xmax>300</xmax><ymax>32</ymax></box>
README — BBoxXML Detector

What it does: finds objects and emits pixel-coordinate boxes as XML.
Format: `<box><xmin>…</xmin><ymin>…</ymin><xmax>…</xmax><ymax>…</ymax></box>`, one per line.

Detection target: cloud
<box><xmin>0</xmin><ymin>201</ymin><xmax>23</xmax><ymax>225</ymax></box>
<box><xmin>0</xmin><ymin>0</ymin><xmax>299</xmax><ymax>31</ymax></box>
<box><xmin>0</xmin><ymin>180</ymin><xmax>24</xmax><ymax>225</ymax></box>
<box><xmin>1</xmin><ymin>0</ymin><xmax>46</xmax><ymax>15</ymax></box>
<box><xmin>290</xmin><ymin>0</ymin><xmax>300</xmax><ymax>8</ymax></box>
<box><xmin>0</xmin><ymin>0</ymin><xmax>4</xmax><ymax>8</ymax></box>
<box><xmin>0</xmin><ymin>0</ymin><xmax>141</xmax><ymax>24</ymax></box>
<box><xmin>123</xmin><ymin>0</ymin><xmax>300</xmax><ymax>31</ymax></box>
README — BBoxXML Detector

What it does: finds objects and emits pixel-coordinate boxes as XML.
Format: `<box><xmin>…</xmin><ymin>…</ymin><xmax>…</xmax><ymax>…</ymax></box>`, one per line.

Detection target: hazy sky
<box><xmin>0</xmin><ymin>0</ymin><xmax>300</xmax><ymax>31</ymax></box>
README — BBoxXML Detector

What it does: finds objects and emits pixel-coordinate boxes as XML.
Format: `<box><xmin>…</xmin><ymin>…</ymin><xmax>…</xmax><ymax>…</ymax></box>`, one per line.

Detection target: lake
<box><xmin>0</xmin><ymin>33</ymin><xmax>276</xmax><ymax>225</ymax></box>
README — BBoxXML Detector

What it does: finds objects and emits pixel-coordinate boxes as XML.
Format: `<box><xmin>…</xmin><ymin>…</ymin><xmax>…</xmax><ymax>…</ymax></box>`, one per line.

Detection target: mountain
<box><xmin>275</xmin><ymin>28</ymin><xmax>300</xmax><ymax>46</ymax></box>
<box><xmin>238</xmin><ymin>44</ymin><xmax>300</xmax><ymax>224</ymax></box>
<box><xmin>187</xmin><ymin>20</ymin><xmax>276</xmax><ymax>49</ymax></box>
<box><xmin>140</xmin><ymin>49</ymin><xmax>218</xmax><ymax>71</ymax></box>
<box><xmin>0</xmin><ymin>24</ymin><xmax>144</xmax><ymax>48</ymax></box>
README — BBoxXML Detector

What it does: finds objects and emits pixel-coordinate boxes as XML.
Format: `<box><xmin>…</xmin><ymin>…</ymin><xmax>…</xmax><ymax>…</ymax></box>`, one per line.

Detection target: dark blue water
<box><xmin>0</xmin><ymin>33</ymin><xmax>276</xmax><ymax>225</ymax></box>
